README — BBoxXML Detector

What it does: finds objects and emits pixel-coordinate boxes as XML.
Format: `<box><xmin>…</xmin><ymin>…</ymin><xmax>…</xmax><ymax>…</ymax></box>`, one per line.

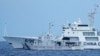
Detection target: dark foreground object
<box><xmin>0</xmin><ymin>42</ymin><xmax>100</xmax><ymax>56</ymax></box>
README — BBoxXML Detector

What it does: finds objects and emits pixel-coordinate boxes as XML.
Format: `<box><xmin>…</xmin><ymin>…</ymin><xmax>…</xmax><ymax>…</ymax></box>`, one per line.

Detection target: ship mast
<box><xmin>88</xmin><ymin>4</ymin><xmax>99</xmax><ymax>27</ymax></box>
<box><xmin>4</xmin><ymin>23</ymin><xmax>8</xmax><ymax>36</ymax></box>
<box><xmin>49</xmin><ymin>22</ymin><xmax>53</xmax><ymax>34</ymax></box>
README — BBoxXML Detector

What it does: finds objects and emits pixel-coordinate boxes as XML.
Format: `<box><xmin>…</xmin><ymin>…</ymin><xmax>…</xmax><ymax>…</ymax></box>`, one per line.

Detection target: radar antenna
<box><xmin>88</xmin><ymin>4</ymin><xmax>99</xmax><ymax>26</ymax></box>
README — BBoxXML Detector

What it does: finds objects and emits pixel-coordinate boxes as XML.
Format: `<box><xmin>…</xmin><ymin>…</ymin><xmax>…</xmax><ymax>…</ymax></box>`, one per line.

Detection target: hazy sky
<box><xmin>0</xmin><ymin>0</ymin><xmax>100</xmax><ymax>41</ymax></box>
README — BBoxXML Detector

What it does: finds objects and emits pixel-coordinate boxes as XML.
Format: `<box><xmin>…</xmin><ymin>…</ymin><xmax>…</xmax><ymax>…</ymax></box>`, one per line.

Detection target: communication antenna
<box><xmin>65</xmin><ymin>17</ymin><xmax>67</xmax><ymax>25</ymax></box>
<box><xmin>49</xmin><ymin>22</ymin><xmax>54</xmax><ymax>34</ymax></box>
<box><xmin>4</xmin><ymin>22</ymin><xmax>8</xmax><ymax>36</ymax></box>
<box><xmin>64</xmin><ymin>17</ymin><xmax>69</xmax><ymax>27</ymax></box>
<box><xmin>88</xmin><ymin>4</ymin><xmax>99</xmax><ymax>26</ymax></box>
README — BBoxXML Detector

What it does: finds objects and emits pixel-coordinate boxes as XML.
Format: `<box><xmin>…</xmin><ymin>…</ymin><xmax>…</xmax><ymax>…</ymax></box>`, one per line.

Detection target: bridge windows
<box><xmin>62</xmin><ymin>37</ymin><xmax>79</xmax><ymax>42</ymax></box>
<box><xmin>83</xmin><ymin>32</ymin><xmax>95</xmax><ymax>36</ymax></box>
<box><xmin>70</xmin><ymin>37</ymin><xmax>79</xmax><ymax>42</ymax></box>
<box><xmin>85</xmin><ymin>37</ymin><xmax>98</xmax><ymax>41</ymax></box>
<box><xmin>78</xmin><ymin>24</ymin><xmax>88</xmax><ymax>27</ymax></box>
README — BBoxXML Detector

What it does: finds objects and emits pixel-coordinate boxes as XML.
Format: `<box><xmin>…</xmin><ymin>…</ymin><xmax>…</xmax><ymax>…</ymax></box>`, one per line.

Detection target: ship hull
<box><xmin>4</xmin><ymin>36</ymin><xmax>100</xmax><ymax>50</ymax></box>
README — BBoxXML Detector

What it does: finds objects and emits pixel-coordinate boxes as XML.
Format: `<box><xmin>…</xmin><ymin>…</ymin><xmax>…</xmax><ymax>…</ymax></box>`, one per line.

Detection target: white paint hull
<box><xmin>4</xmin><ymin>36</ymin><xmax>100</xmax><ymax>50</ymax></box>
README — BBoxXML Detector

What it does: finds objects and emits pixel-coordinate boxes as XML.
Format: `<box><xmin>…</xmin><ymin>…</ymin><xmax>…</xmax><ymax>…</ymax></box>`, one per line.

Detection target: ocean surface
<box><xmin>0</xmin><ymin>42</ymin><xmax>100</xmax><ymax>56</ymax></box>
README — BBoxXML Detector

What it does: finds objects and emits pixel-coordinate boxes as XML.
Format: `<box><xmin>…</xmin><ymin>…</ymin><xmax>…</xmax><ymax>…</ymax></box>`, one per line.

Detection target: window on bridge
<box><xmin>85</xmin><ymin>37</ymin><xmax>98</xmax><ymax>41</ymax></box>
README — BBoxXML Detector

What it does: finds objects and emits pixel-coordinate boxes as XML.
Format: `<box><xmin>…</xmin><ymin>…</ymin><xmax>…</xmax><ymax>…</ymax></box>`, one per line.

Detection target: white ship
<box><xmin>4</xmin><ymin>5</ymin><xmax>100</xmax><ymax>50</ymax></box>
